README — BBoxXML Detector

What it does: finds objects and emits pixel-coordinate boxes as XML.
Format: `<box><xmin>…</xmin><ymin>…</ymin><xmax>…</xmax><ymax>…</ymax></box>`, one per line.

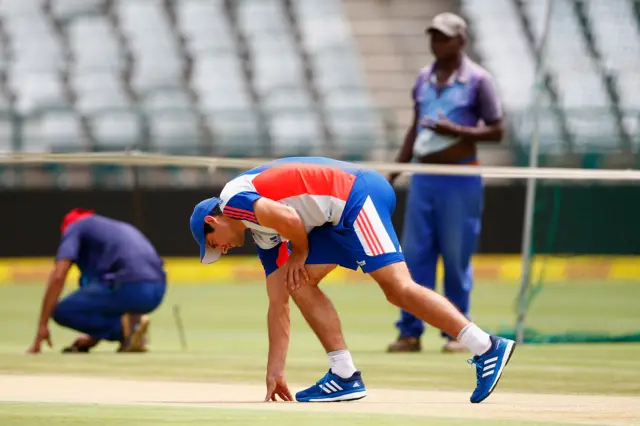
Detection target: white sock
<box><xmin>457</xmin><ymin>323</ymin><xmax>492</xmax><ymax>356</ymax></box>
<box><xmin>328</xmin><ymin>350</ymin><xmax>357</xmax><ymax>379</ymax></box>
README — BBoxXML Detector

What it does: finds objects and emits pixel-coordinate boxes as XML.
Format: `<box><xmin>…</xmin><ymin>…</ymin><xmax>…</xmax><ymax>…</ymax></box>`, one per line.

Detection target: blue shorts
<box><xmin>258</xmin><ymin>171</ymin><xmax>405</xmax><ymax>276</ymax></box>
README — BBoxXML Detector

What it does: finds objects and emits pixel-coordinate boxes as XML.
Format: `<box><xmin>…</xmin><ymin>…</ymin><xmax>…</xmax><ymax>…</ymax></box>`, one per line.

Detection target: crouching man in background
<box><xmin>27</xmin><ymin>208</ymin><xmax>167</xmax><ymax>354</ymax></box>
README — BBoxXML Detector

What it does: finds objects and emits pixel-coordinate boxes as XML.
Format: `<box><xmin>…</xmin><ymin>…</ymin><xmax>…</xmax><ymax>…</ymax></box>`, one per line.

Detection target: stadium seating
<box><xmin>461</xmin><ymin>0</ymin><xmax>536</xmax><ymax>111</ymax></box>
<box><xmin>71</xmin><ymin>71</ymin><xmax>131</xmax><ymax>114</ymax></box>
<box><xmin>3</xmin><ymin>3</ymin><xmax>67</xmax><ymax>115</ymax></box>
<box><xmin>293</xmin><ymin>0</ymin><xmax>384</xmax><ymax>157</ymax></box>
<box><xmin>116</xmin><ymin>0</ymin><xmax>184</xmax><ymax>94</ymax></box>
<box><xmin>192</xmin><ymin>52</ymin><xmax>252</xmax><ymax>113</ymax></box>
<box><xmin>527</xmin><ymin>0</ymin><xmax>609</xmax><ymax>108</ymax></box>
<box><xmin>324</xmin><ymin>87</ymin><xmax>381</xmax><ymax>157</ymax></box>
<box><xmin>206</xmin><ymin>111</ymin><xmax>265</xmax><ymax>157</ymax></box>
<box><xmin>236</xmin><ymin>0</ymin><xmax>328</xmax><ymax>152</ymax></box>
<box><xmin>251</xmin><ymin>46</ymin><xmax>306</xmax><ymax>98</ymax></box>
<box><xmin>18</xmin><ymin>109</ymin><xmax>85</xmax><ymax>153</ymax></box>
<box><xmin>142</xmin><ymin>88</ymin><xmax>192</xmax><ymax>113</ymax></box>
<box><xmin>10</xmin><ymin>72</ymin><xmax>68</xmax><ymax>115</ymax></box>
<box><xmin>462</xmin><ymin>0</ymin><xmax>636</xmax><ymax>155</ymax></box>
<box><xmin>270</xmin><ymin>110</ymin><xmax>324</xmax><ymax>156</ymax></box>
<box><xmin>262</xmin><ymin>87</ymin><xmax>315</xmax><ymax>112</ymax></box>
<box><xmin>238</xmin><ymin>0</ymin><xmax>290</xmax><ymax>36</ymax></box>
<box><xmin>0</xmin><ymin>0</ymin><xmax>637</xmax><ymax>186</ymax></box>
<box><xmin>37</xmin><ymin>110</ymin><xmax>87</xmax><ymax>152</ymax></box>
<box><xmin>294</xmin><ymin>1</ymin><xmax>367</xmax><ymax>94</ymax></box>
<box><xmin>89</xmin><ymin>108</ymin><xmax>142</xmax><ymax>150</ymax></box>
<box><xmin>0</xmin><ymin>114</ymin><xmax>14</xmax><ymax>154</ymax></box>
<box><xmin>67</xmin><ymin>16</ymin><xmax>125</xmax><ymax>74</ymax></box>
<box><xmin>51</xmin><ymin>0</ymin><xmax>104</xmax><ymax>22</ymax></box>
<box><xmin>148</xmin><ymin>109</ymin><xmax>202</xmax><ymax>154</ymax></box>
<box><xmin>524</xmin><ymin>0</ymin><xmax>622</xmax><ymax>152</ymax></box>
<box><xmin>176</xmin><ymin>0</ymin><xmax>235</xmax><ymax>54</ymax></box>
<box><xmin>461</xmin><ymin>0</ymin><xmax>550</xmax><ymax>149</ymax></box>
<box><xmin>586</xmin><ymin>0</ymin><xmax>640</xmax><ymax>115</ymax></box>
<box><xmin>0</xmin><ymin>0</ymin><xmax>379</xmax><ymax>163</ymax></box>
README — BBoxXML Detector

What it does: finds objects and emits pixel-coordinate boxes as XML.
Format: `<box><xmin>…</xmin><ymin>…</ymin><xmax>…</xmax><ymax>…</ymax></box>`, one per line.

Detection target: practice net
<box><xmin>1</xmin><ymin>152</ymin><xmax>639</xmax><ymax>345</ymax></box>
<box><xmin>497</xmin><ymin>180</ymin><xmax>640</xmax><ymax>344</ymax></box>
<box><xmin>487</xmin><ymin>0</ymin><xmax>640</xmax><ymax>343</ymax></box>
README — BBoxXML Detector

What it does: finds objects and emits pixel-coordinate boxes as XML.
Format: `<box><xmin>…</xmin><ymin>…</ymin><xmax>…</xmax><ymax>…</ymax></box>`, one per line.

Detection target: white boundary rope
<box><xmin>1</xmin><ymin>152</ymin><xmax>639</xmax><ymax>181</ymax></box>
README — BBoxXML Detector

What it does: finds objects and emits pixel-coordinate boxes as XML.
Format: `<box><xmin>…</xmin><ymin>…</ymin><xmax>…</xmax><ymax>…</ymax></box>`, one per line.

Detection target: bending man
<box><xmin>28</xmin><ymin>209</ymin><xmax>167</xmax><ymax>354</ymax></box>
<box><xmin>190</xmin><ymin>157</ymin><xmax>515</xmax><ymax>403</ymax></box>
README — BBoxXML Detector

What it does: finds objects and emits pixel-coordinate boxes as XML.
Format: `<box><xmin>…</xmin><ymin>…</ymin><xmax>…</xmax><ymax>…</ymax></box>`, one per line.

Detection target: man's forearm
<box><xmin>254</xmin><ymin>199</ymin><xmax>310</xmax><ymax>253</ymax></box>
<box><xmin>396</xmin><ymin>127</ymin><xmax>417</xmax><ymax>163</ymax></box>
<box><xmin>389</xmin><ymin>126</ymin><xmax>417</xmax><ymax>183</ymax></box>
<box><xmin>267</xmin><ymin>302</ymin><xmax>290</xmax><ymax>374</ymax></box>
<box><xmin>37</xmin><ymin>269</ymin><xmax>66</xmax><ymax>327</ymax></box>
<box><xmin>274</xmin><ymin>208</ymin><xmax>309</xmax><ymax>253</ymax></box>
<box><xmin>455</xmin><ymin>124</ymin><xmax>504</xmax><ymax>143</ymax></box>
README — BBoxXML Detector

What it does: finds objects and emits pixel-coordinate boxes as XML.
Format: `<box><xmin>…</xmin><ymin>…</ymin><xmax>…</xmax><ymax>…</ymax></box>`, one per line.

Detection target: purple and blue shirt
<box><xmin>412</xmin><ymin>56</ymin><xmax>503</xmax><ymax>157</ymax></box>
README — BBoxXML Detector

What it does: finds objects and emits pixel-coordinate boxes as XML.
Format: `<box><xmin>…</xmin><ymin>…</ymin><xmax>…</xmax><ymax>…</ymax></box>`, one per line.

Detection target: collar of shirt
<box><xmin>426</xmin><ymin>55</ymin><xmax>472</xmax><ymax>86</ymax></box>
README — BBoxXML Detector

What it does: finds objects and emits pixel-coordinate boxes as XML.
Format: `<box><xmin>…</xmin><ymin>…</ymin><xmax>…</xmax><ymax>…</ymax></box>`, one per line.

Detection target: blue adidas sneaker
<box><xmin>296</xmin><ymin>370</ymin><xmax>367</xmax><ymax>402</ymax></box>
<box><xmin>469</xmin><ymin>335</ymin><xmax>516</xmax><ymax>403</ymax></box>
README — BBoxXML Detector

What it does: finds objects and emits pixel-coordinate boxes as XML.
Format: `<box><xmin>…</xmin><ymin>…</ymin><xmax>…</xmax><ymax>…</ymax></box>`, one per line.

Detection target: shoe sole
<box><xmin>300</xmin><ymin>390</ymin><xmax>368</xmax><ymax>402</ymax></box>
<box><xmin>125</xmin><ymin>316</ymin><xmax>150</xmax><ymax>353</ymax></box>
<box><xmin>473</xmin><ymin>340</ymin><xmax>516</xmax><ymax>404</ymax></box>
<box><xmin>387</xmin><ymin>347</ymin><xmax>421</xmax><ymax>353</ymax></box>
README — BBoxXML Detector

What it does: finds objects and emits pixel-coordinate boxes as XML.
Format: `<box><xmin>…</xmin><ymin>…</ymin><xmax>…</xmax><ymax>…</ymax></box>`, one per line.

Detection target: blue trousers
<box><xmin>396</xmin><ymin>172</ymin><xmax>483</xmax><ymax>339</ymax></box>
<box><xmin>52</xmin><ymin>281</ymin><xmax>166</xmax><ymax>342</ymax></box>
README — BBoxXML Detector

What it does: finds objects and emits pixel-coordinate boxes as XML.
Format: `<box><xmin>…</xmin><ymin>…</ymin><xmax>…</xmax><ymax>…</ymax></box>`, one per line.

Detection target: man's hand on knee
<box><xmin>286</xmin><ymin>264</ymin><xmax>337</xmax><ymax>294</ymax></box>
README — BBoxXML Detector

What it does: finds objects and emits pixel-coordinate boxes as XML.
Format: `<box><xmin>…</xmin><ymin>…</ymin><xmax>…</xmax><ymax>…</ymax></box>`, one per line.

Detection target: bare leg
<box><xmin>370</xmin><ymin>262</ymin><xmax>469</xmax><ymax>338</ymax></box>
<box><xmin>287</xmin><ymin>264</ymin><xmax>359</xmax><ymax>382</ymax></box>
<box><xmin>289</xmin><ymin>264</ymin><xmax>347</xmax><ymax>352</ymax></box>
<box><xmin>371</xmin><ymin>263</ymin><xmax>513</xmax><ymax>404</ymax></box>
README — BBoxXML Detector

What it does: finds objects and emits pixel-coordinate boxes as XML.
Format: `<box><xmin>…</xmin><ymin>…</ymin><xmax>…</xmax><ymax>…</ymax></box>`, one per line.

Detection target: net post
<box><xmin>131</xmin><ymin>161</ymin><xmax>145</xmax><ymax>233</ymax></box>
<box><xmin>515</xmin><ymin>0</ymin><xmax>555</xmax><ymax>345</ymax></box>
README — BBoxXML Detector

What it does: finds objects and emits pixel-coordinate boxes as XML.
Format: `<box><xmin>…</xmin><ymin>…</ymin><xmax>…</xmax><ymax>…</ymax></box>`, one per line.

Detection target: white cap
<box><xmin>201</xmin><ymin>246</ymin><xmax>221</xmax><ymax>264</ymax></box>
<box><xmin>426</xmin><ymin>12</ymin><xmax>468</xmax><ymax>39</ymax></box>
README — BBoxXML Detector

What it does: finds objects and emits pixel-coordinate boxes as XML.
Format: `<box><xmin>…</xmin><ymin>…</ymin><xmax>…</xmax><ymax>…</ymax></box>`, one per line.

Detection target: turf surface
<box><xmin>0</xmin><ymin>281</ymin><xmax>638</xmax><ymax>396</ymax></box>
<box><xmin>0</xmin><ymin>403</ymin><xmax>588</xmax><ymax>426</ymax></box>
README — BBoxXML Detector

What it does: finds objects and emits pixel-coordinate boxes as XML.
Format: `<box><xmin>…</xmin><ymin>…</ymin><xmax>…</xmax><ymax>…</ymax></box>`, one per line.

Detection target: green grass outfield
<box><xmin>0</xmin><ymin>403</ymin><xmax>587</xmax><ymax>426</ymax></box>
<box><xmin>0</xmin><ymin>281</ymin><xmax>638</xmax><ymax>425</ymax></box>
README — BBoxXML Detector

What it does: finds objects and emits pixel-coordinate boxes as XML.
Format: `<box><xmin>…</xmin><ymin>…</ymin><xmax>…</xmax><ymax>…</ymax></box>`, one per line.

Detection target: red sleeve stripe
<box><xmin>226</xmin><ymin>213</ymin><xmax>259</xmax><ymax>223</ymax></box>
<box><xmin>223</xmin><ymin>207</ymin><xmax>258</xmax><ymax>222</ymax></box>
<box><xmin>224</xmin><ymin>206</ymin><xmax>256</xmax><ymax>217</ymax></box>
<box><xmin>224</xmin><ymin>210</ymin><xmax>257</xmax><ymax>220</ymax></box>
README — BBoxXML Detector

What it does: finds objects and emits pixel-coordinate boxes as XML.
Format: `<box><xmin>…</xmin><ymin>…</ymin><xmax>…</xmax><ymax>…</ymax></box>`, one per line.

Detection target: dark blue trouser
<box><xmin>52</xmin><ymin>281</ymin><xmax>166</xmax><ymax>342</ymax></box>
<box><xmin>396</xmin><ymin>172</ymin><xmax>483</xmax><ymax>339</ymax></box>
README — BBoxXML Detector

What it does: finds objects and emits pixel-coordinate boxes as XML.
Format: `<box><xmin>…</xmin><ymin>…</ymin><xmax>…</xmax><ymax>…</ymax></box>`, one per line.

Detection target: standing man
<box><xmin>387</xmin><ymin>12</ymin><xmax>504</xmax><ymax>353</ymax></box>
<box><xmin>27</xmin><ymin>208</ymin><xmax>167</xmax><ymax>354</ymax></box>
<box><xmin>190</xmin><ymin>156</ymin><xmax>515</xmax><ymax>404</ymax></box>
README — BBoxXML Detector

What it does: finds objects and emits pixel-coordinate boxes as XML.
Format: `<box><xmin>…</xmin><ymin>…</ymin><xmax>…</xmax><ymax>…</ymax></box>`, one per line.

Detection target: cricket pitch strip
<box><xmin>0</xmin><ymin>374</ymin><xmax>638</xmax><ymax>425</ymax></box>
